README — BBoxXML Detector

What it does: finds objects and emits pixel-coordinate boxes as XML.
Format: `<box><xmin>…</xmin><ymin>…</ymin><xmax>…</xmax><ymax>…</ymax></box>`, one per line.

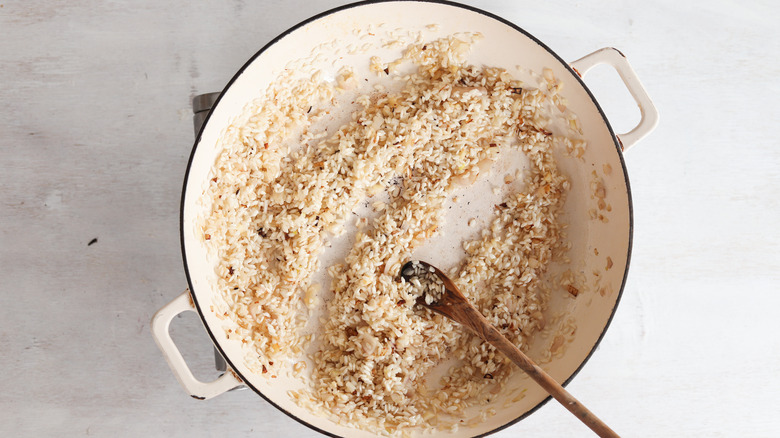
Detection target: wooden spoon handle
<box><xmin>445</xmin><ymin>300</ymin><xmax>620</xmax><ymax>438</ymax></box>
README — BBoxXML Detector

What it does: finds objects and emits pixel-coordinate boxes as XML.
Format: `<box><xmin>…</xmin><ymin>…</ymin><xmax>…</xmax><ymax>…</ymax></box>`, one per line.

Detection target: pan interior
<box><xmin>181</xmin><ymin>2</ymin><xmax>630</xmax><ymax>437</ymax></box>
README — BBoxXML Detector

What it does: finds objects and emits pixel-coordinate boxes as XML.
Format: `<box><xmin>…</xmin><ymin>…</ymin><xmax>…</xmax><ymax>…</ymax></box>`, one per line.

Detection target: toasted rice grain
<box><xmin>201</xmin><ymin>34</ymin><xmax>576</xmax><ymax>435</ymax></box>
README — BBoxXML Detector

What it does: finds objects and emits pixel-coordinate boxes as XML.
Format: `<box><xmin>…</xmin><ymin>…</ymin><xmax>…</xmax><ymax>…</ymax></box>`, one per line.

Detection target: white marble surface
<box><xmin>2</xmin><ymin>0</ymin><xmax>778</xmax><ymax>436</ymax></box>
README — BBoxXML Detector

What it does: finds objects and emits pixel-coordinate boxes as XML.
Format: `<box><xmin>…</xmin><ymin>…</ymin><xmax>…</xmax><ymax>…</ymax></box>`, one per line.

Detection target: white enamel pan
<box><xmin>152</xmin><ymin>1</ymin><xmax>658</xmax><ymax>436</ymax></box>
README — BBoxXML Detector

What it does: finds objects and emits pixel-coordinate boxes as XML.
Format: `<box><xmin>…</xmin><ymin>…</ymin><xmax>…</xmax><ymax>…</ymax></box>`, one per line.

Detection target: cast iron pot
<box><xmin>153</xmin><ymin>1</ymin><xmax>658</xmax><ymax>436</ymax></box>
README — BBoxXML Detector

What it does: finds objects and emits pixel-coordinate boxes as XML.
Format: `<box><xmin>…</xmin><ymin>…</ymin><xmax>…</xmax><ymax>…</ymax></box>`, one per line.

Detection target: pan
<box><xmin>152</xmin><ymin>1</ymin><xmax>658</xmax><ymax>436</ymax></box>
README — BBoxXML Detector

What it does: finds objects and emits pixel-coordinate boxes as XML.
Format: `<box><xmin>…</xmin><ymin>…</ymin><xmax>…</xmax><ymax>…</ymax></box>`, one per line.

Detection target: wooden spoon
<box><xmin>400</xmin><ymin>260</ymin><xmax>619</xmax><ymax>438</ymax></box>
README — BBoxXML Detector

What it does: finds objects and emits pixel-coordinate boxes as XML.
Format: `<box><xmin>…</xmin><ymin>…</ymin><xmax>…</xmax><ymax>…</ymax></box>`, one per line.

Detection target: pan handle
<box><xmin>151</xmin><ymin>290</ymin><xmax>243</xmax><ymax>399</ymax></box>
<box><xmin>570</xmin><ymin>47</ymin><xmax>659</xmax><ymax>150</ymax></box>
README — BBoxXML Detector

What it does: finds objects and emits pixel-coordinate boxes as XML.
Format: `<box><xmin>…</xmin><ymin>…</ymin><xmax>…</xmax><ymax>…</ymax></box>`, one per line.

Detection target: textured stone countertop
<box><xmin>1</xmin><ymin>1</ymin><xmax>778</xmax><ymax>436</ymax></box>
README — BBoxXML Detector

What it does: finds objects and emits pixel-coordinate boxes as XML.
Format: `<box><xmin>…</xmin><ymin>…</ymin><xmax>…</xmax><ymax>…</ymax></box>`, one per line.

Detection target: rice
<box><xmin>200</xmin><ymin>34</ymin><xmax>575</xmax><ymax>435</ymax></box>
<box><xmin>402</xmin><ymin>262</ymin><xmax>447</xmax><ymax>306</ymax></box>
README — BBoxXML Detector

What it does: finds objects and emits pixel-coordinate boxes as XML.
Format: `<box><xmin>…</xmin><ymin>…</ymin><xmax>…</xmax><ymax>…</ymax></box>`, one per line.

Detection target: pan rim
<box><xmin>178</xmin><ymin>1</ymin><xmax>633</xmax><ymax>436</ymax></box>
